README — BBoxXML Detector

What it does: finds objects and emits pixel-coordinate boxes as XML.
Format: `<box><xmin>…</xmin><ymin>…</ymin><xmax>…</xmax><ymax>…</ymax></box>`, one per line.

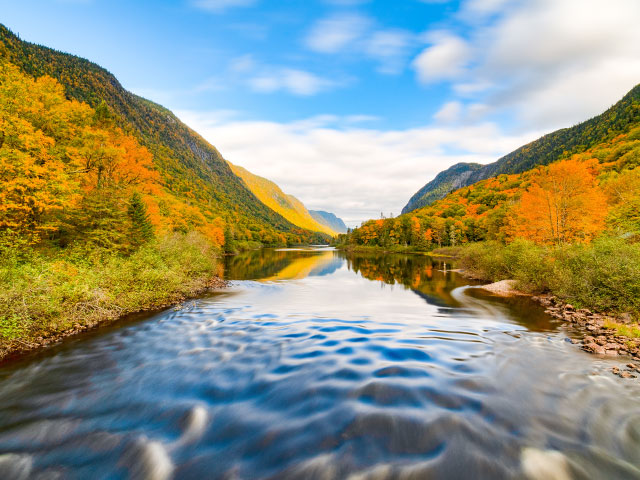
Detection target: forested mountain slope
<box><xmin>344</xmin><ymin>122</ymin><xmax>640</xmax><ymax>249</ymax></box>
<box><xmin>228</xmin><ymin>163</ymin><xmax>337</xmax><ymax>236</ymax></box>
<box><xmin>0</xmin><ymin>23</ymin><xmax>324</xmax><ymax>244</ymax></box>
<box><xmin>402</xmin><ymin>163</ymin><xmax>482</xmax><ymax>214</ymax></box>
<box><xmin>403</xmin><ymin>83</ymin><xmax>640</xmax><ymax>213</ymax></box>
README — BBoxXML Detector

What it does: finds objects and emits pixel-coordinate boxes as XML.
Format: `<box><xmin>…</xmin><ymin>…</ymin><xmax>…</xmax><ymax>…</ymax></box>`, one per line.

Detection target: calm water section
<box><xmin>0</xmin><ymin>247</ymin><xmax>639</xmax><ymax>479</ymax></box>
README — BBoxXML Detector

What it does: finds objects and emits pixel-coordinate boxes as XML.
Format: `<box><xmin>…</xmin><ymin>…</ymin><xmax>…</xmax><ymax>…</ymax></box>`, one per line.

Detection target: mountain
<box><xmin>228</xmin><ymin>163</ymin><xmax>337</xmax><ymax>236</ymax></box>
<box><xmin>403</xmin><ymin>83</ymin><xmax>640</xmax><ymax>213</ymax></box>
<box><xmin>0</xmin><ymin>23</ymin><xmax>327</xmax><ymax>245</ymax></box>
<box><xmin>402</xmin><ymin>163</ymin><xmax>483</xmax><ymax>214</ymax></box>
<box><xmin>345</xmin><ymin>120</ymin><xmax>640</xmax><ymax>249</ymax></box>
<box><xmin>309</xmin><ymin>211</ymin><xmax>348</xmax><ymax>234</ymax></box>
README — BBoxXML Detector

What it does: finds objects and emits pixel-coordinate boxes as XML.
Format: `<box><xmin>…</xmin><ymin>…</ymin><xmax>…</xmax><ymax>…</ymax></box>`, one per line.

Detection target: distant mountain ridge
<box><xmin>403</xmin><ymin>83</ymin><xmax>640</xmax><ymax>213</ymax></box>
<box><xmin>309</xmin><ymin>211</ymin><xmax>348</xmax><ymax>234</ymax></box>
<box><xmin>228</xmin><ymin>163</ymin><xmax>337</xmax><ymax>236</ymax></box>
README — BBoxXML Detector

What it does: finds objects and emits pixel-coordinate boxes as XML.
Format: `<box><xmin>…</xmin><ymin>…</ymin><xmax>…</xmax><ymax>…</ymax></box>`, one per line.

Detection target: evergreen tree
<box><xmin>128</xmin><ymin>192</ymin><xmax>154</xmax><ymax>248</ymax></box>
<box><xmin>223</xmin><ymin>224</ymin><xmax>236</xmax><ymax>254</ymax></box>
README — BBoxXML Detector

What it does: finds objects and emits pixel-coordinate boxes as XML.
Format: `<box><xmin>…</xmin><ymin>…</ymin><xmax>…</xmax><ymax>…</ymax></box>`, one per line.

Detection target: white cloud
<box><xmin>412</xmin><ymin>32</ymin><xmax>471</xmax><ymax>83</ymax></box>
<box><xmin>222</xmin><ymin>56</ymin><xmax>340</xmax><ymax>96</ymax></box>
<box><xmin>191</xmin><ymin>0</ymin><xmax>257</xmax><ymax>12</ymax></box>
<box><xmin>176</xmin><ymin>110</ymin><xmax>539</xmax><ymax>226</ymax></box>
<box><xmin>422</xmin><ymin>0</ymin><xmax>640</xmax><ymax>130</ymax></box>
<box><xmin>345</xmin><ymin>114</ymin><xmax>380</xmax><ymax>124</ymax></box>
<box><xmin>305</xmin><ymin>14</ymin><xmax>415</xmax><ymax>75</ymax></box>
<box><xmin>229</xmin><ymin>54</ymin><xmax>255</xmax><ymax>73</ymax></box>
<box><xmin>247</xmin><ymin>68</ymin><xmax>335</xmax><ymax>96</ymax></box>
<box><xmin>305</xmin><ymin>14</ymin><xmax>370</xmax><ymax>53</ymax></box>
<box><xmin>433</xmin><ymin>101</ymin><xmax>462</xmax><ymax>123</ymax></box>
<box><xmin>453</xmin><ymin>81</ymin><xmax>492</xmax><ymax>96</ymax></box>
<box><xmin>364</xmin><ymin>29</ymin><xmax>413</xmax><ymax>74</ymax></box>
<box><xmin>479</xmin><ymin>0</ymin><xmax>640</xmax><ymax>129</ymax></box>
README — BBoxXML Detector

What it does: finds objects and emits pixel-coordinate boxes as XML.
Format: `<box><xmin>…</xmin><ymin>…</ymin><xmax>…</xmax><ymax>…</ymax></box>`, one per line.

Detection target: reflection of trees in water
<box><xmin>227</xmin><ymin>249</ymin><xmax>557</xmax><ymax>331</ymax></box>
<box><xmin>339</xmin><ymin>252</ymin><xmax>466</xmax><ymax>308</ymax></box>
<box><xmin>225</xmin><ymin>249</ymin><xmax>294</xmax><ymax>280</ymax></box>
<box><xmin>225</xmin><ymin>249</ymin><xmax>340</xmax><ymax>281</ymax></box>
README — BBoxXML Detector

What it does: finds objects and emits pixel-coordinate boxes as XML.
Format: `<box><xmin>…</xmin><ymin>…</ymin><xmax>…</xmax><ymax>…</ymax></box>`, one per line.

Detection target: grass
<box><xmin>603</xmin><ymin>320</ymin><xmax>640</xmax><ymax>339</ymax></box>
<box><xmin>429</xmin><ymin>246</ymin><xmax>466</xmax><ymax>257</ymax></box>
<box><xmin>0</xmin><ymin>232</ymin><xmax>221</xmax><ymax>356</ymax></box>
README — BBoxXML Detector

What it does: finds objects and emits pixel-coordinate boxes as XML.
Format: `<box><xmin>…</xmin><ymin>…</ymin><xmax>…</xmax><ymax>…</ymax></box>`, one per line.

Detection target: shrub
<box><xmin>0</xmin><ymin>232</ymin><xmax>220</xmax><ymax>347</ymax></box>
<box><xmin>456</xmin><ymin>236</ymin><xmax>640</xmax><ymax>317</ymax></box>
<box><xmin>550</xmin><ymin>237</ymin><xmax>640</xmax><ymax>314</ymax></box>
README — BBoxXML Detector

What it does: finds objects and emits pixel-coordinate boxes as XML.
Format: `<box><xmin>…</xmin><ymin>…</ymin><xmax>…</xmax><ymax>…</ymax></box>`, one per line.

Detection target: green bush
<box><xmin>235</xmin><ymin>240</ymin><xmax>263</xmax><ymax>252</ymax></box>
<box><xmin>456</xmin><ymin>237</ymin><xmax>640</xmax><ymax>317</ymax></box>
<box><xmin>0</xmin><ymin>232</ymin><xmax>220</xmax><ymax>347</ymax></box>
<box><xmin>550</xmin><ymin>237</ymin><xmax>640</xmax><ymax>314</ymax></box>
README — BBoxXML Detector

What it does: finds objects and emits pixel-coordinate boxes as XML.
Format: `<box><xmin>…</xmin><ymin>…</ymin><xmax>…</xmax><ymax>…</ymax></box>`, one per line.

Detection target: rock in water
<box><xmin>521</xmin><ymin>448</ymin><xmax>572</xmax><ymax>480</ymax></box>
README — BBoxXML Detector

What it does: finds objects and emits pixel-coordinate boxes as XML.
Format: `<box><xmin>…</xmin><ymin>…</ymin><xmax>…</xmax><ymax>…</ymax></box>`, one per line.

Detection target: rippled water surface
<box><xmin>1</xmin><ymin>248</ymin><xmax>640</xmax><ymax>479</ymax></box>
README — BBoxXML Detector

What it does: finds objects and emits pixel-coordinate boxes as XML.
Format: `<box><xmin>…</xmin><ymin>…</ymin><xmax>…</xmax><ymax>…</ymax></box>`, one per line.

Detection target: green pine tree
<box><xmin>128</xmin><ymin>192</ymin><xmax>154</xmax><ymax>248</ymax></box>
<box><xmin>223</xmin><ymin>224</ymin><xmax>236</xmax><ymax>254</ymax></box>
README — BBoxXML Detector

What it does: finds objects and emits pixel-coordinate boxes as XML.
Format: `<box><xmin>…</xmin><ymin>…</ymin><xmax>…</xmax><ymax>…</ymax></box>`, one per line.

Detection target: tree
<box><xmin>224</xmin><ymin>224</ymin><xmax>236</xmax><ymax>254</ymax></box>
<box><xmin>128</xmin><ymin>192</ymin><xmax>154</xmax><ymax>247</ymax></box>
<box><xmin>0</xmin><ymin>61</ymin><xmax>81</xmax><ymax>245</ymax></box>
<box><xmin>602</xmin><ymin>167</ymin><xmax>640</xmax><ymax>235</ymax></box>
<box><xmin>509</xmin><ymin>158</ymin><xmax>608</xmax><ymax>244</ymax></box>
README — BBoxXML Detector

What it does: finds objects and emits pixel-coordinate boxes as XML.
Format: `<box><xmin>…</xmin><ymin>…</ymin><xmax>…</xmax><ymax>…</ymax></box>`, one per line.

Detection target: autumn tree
<box><xmin>509</xmin><ymin>158</ymin><xmax>608</xmax><ymax>244</ymax></box>
<box><xmin>602</xmin><ymin>167</ymin><xmax>640</xmax><ymax>234</ymax></box>
<box><xmin>0</xmin><ymin>61</ymin><xmax>81</xmax><ymax>246</ymax></box>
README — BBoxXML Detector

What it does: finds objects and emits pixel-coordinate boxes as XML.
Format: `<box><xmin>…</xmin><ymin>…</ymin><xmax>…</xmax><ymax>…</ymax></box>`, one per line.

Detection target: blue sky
<box><xmin>1</xmin><ymin>0</ymin><xmax>459</xmax><ymax>127</ymax></box>
<box><xmin>2</xmin><ymin>0</ymin><xmax>640</xmax><ymax>225</ymax></box>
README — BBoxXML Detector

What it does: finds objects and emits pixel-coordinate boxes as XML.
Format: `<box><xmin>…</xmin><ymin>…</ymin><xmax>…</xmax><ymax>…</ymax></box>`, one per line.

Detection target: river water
<box><xmin>0</xmin><ymin>247</ymin><xmax>639</xmax><ymax>479</ymax></box>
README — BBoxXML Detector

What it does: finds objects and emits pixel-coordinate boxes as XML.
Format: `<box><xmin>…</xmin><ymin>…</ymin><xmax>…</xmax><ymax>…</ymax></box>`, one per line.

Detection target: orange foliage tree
<box><xmin>509</xmin><ymin>158</ymin><xmax>608</xmax><ymax>244</ymax></box>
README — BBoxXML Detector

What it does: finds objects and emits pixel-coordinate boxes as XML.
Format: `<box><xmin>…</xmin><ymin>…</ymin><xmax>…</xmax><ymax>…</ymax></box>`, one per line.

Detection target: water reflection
<box><xmin>226</xmin><ymin>249</ymin><xmax>555</xmax><ymax>332</ymax></box>
<box><xmin>224</xmin><ymin>247</ymin><xmax>340</xmax><ymax>281</ymax></box>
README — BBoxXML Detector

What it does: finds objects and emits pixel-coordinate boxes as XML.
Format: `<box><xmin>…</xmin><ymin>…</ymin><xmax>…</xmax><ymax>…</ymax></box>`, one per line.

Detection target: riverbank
<box><xmin>533</xmin><ymin>294</ymin><xmax>640</xmax><ymax>376</ymax></box>
<box><xmin>476</xmin><ymin>279</ymin><xmax>640</xmax><ymax>373</ymax></box>
<box><xmin>447</xmin><ymin>238</ymin><xmax>640</xmax><ymax>374</ymax></box>
<box><xmin>0</xmin><ymin>232</ymin><xmax>227</xmax><ymax>362</ymax></box>
<box><xmin>337</xmin><ymin>244</ymin><xmax>429</xmax><ymax>255</ymax></box>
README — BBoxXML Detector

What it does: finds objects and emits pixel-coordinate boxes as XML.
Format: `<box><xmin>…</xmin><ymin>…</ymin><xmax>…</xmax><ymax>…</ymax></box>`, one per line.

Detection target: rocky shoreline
<box><xmin>533</xmin><ymin>294</ymin><xmax>640</xmax><ymax>378</ymax></box>
<box><xmin>476</xmin><ymin>279</ymin><xmax>640</xmax><ymax>379</ymax></box>
<box><xmin>0</xmin><ymin>276</ymin><xmax>228</xmax><ymax>364</ymax></box>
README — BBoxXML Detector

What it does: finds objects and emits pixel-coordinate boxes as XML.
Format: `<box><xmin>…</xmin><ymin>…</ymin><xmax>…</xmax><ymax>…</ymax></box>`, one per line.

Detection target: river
<box><xmin>0</xmin><ymin>247</ymin><xmax>639</xmax><ymax>479</ymax></box>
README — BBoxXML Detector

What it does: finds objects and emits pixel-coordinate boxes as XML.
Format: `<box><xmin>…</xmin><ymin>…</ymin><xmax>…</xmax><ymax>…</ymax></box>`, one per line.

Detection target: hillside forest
<box><xmin>341</xmin><ymin>126</ymin><xmax>640</xmax><ymax>250</ymax></box>
<box><xmin>0</xmin><ymin>53</ymin><xmax>326</xmax><ymax>351</ymax></box>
